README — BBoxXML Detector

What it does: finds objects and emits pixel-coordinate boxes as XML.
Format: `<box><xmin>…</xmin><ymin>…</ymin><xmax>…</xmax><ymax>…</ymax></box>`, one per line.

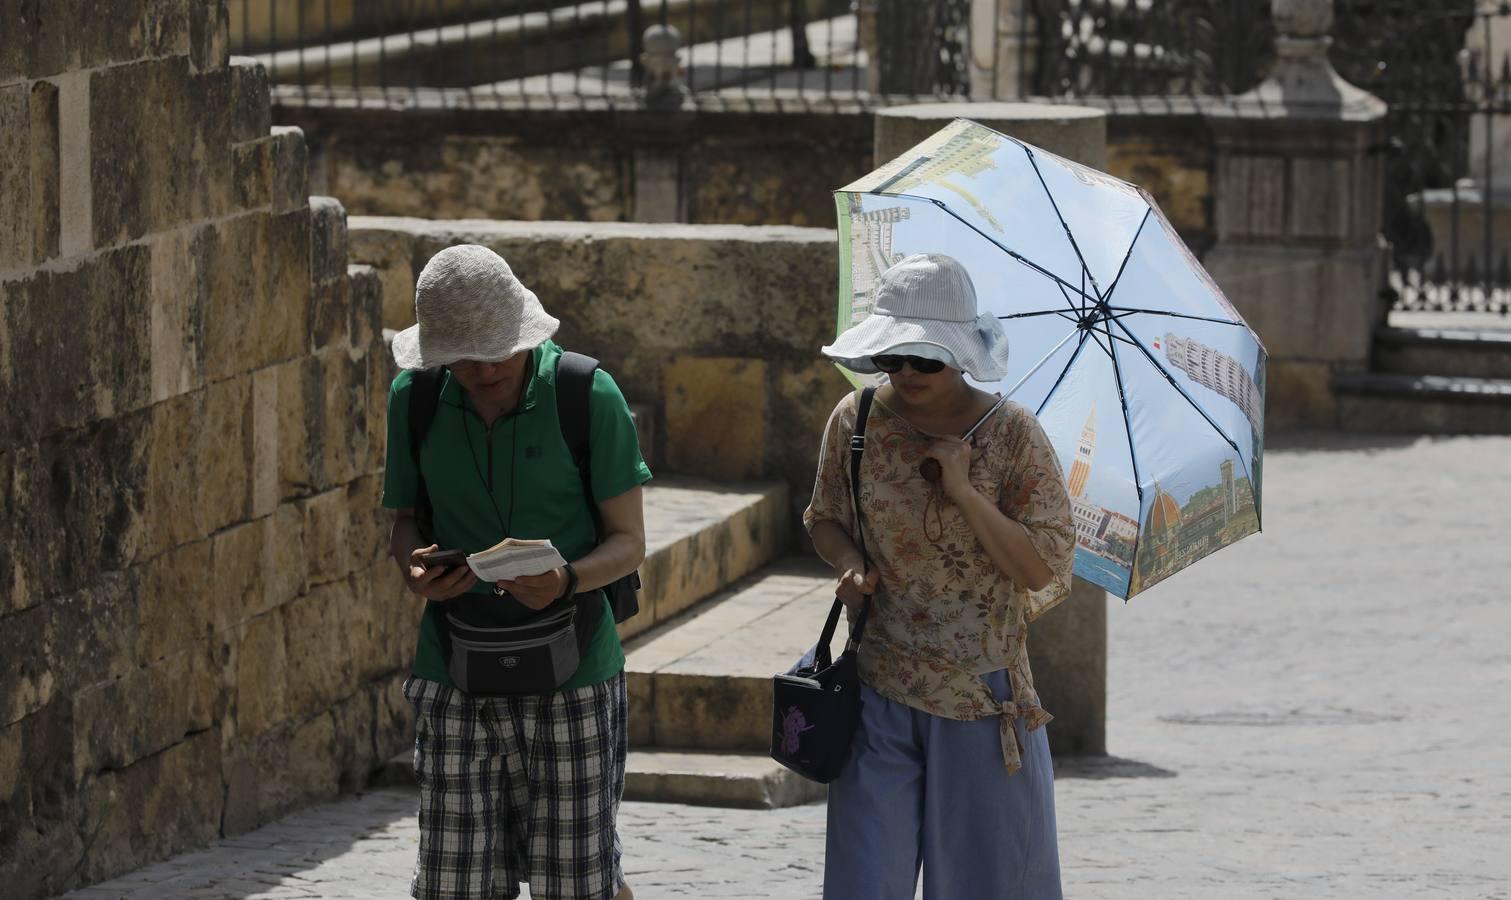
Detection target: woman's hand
<box><xmin>405</xmin><ymin>544</ymin><xmax>478</xmax><ymax>601</ymax></box>
<box><xmin>923</xmin><ymin>437</ymin><xmax>975</xmax><ymax>501</ymax></box>
<box><xmin>835</xmin><ymin>566</ymin><xmax>879</xmax><ymax>612</ymax></box>
<box><xmin>497</xmin><ymin>568</ymin><xmax>568</xmax><ymax>611</ymax></box>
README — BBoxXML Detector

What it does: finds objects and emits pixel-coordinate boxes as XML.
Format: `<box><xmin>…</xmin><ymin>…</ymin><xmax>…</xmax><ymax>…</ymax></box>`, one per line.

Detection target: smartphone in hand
<box><xmin>420</xmin><ymin>548</ymin><xmax>469</xmax><ymax>572</ymax></box>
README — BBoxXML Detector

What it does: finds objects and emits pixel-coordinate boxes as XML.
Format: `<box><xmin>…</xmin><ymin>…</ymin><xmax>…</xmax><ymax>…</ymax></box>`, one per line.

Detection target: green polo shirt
<box><xmin>382</xmin><ymin>340</ymin><xmax>652</xmax><ymax>690</ymax></box>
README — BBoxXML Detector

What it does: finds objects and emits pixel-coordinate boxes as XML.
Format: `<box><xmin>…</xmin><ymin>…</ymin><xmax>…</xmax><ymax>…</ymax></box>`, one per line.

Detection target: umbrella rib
<box><xmin>1061</xmin><ymin>278</ymin><xmax>1085</xmax><ymax>317</ymax></box>
<box><xmin>1003</xmin><ymin>327</ymin><xmax>1082</xmax><ymax>400</ymax></box>
<box><xmin>1110</xmin><ymin>316</ymin><xmax>1247</xmax><ymax>467</ymax></box>
<box><xmin>1107</xmin><ymin>308</ymin><xmax>1245</xmax><ymax>327</ymax></box>
<box><xmin>1107</xmin><ymin>332</ymin><xmax>1146</xmax><ymax>600</ymax></box>
<box><xmin>1022</xmin><ymin>147</ymin><xmax>1107</xmax><ymax>300</ymax></box>
<box><xmin>1033</xmin><ymin>330</ymin><xmax>1091</xmax><ymax>419</ymax></box>
<box><xmin>998</xmin><ymin>309</ymin><xmax>1081</xmax><ymax>322</ymax></box>
<box><xmin>1097</xmin><ymin>208</ymin><xmax>1153</xmax><ymax>308</ymax></box>
<box><xmin>1096</xmin><ymin>320</ymin><xmax>1143</xmax><ymax>350</ymax></box>
<box><xmin>883</xmin><ymin>193</ymin><xmax>1097</xmax><ymax>304</ymax></box>
<box><xmin>1087</xmin><ymin>323</ymin><xmax>1117</xmax><ymax>361</ymax></box>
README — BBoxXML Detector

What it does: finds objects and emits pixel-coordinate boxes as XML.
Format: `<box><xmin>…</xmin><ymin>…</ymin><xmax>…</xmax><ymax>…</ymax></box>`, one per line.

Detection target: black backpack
<box><xmin>407</xmin><ymin>351</ymin><xmax>642</xmax><ymax>624</ymax></box>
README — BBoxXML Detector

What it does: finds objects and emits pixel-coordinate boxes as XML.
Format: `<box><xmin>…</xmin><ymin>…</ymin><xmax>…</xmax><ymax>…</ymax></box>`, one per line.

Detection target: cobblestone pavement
<box><xmin>64</xmin><ymin>434</ymin><xmax>1511</xmax><ymax>899</ymax></box>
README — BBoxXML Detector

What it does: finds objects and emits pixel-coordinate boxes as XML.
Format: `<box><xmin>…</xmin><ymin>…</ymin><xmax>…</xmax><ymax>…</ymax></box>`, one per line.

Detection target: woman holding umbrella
<box><xmin>804</xmin><ymin>253</ymin><xmax>1076</xmax><ymax>899</ymax></box>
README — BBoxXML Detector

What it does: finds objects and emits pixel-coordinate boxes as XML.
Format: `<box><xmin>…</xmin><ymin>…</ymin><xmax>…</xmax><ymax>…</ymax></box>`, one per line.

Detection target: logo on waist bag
<box><xmin>497</xmin><ymin>656</ymin><xmax>520</xmax><ymax>669</ymax></box>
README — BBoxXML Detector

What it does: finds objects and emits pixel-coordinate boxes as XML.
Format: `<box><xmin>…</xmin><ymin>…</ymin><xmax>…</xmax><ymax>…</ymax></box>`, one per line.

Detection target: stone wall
<box><xmin>349</xmin><ymin>218</ymin><xmax>847</xmax><ymax>525</ymax></box>
<box><xmin>0</xmin><ymin>4</ymin><xmax>406</xmax><ymax>897</ymax></box>
<box><xmin>280</xmin><ymin>97</ymin><xmax>1215</xmax><ymax>248</ymax></box>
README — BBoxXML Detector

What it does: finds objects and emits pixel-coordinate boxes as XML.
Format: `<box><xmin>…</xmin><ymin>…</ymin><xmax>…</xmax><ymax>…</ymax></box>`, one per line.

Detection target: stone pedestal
<box><xmin>874</xmin><ymin>101</ymin><xmax>1110</xmax><ymax>758</ymax></box>
<box><xmin>1200</xmin><ymin>0</ymin><xmax>1388</xmax><ymax>427</ymax></box>
<box><xmin>1028</xmin><ymin>579</ymin><xmax>1107</xmax><ymax>756</ymax></box>
<box><xmin>875</xmin><ymin>101</ymin><xmax>1106</xmax><ymax>168</ymax></box>
<box><xmin>626</xmin><ymin>112</ymin><xmax>694</xmax><ymax>224</ymax></box>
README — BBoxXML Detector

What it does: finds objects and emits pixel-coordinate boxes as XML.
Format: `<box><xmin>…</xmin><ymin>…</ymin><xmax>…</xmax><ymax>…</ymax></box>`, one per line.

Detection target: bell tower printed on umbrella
<box><xmin>833</xmin><ymin>119</ymin><xmax>1266</xmax><ymax>599</ymax></box>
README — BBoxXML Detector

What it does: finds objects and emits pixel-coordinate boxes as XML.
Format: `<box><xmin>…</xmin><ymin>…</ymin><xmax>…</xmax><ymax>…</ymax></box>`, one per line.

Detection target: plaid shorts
<box><xmin>403</xmin><ymin>673</ymin><xmax>628</xmax><ymax>900</ymax></box>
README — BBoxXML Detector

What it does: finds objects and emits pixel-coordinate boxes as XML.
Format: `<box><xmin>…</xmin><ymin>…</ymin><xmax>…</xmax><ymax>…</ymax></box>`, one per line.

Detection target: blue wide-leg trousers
<box><xmin>823</xmin><ymin>670</ymin><xmax>1063</xmax><ymax>900</ymax></box>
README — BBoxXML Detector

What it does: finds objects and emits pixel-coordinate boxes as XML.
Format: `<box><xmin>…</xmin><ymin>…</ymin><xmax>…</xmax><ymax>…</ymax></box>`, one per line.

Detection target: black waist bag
<box><xmin>439</xmin><ymin>593</ymin><xmax>602</xmax><ymax>696</ymax></box>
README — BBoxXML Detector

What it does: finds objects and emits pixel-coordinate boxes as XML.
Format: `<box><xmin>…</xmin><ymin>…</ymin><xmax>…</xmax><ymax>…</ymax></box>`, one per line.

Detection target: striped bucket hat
<box><xmin>822</xmin><ymin>253</ymin><xmax>1011</xmax><ymax>381</ymax></box>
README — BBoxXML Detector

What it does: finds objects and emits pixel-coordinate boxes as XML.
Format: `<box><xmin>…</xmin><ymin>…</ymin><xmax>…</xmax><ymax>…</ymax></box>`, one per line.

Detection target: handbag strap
<box><xmin>816</xmin><ymin>387</ymin><xmax>876</xmax><ymax>664</ymax></box>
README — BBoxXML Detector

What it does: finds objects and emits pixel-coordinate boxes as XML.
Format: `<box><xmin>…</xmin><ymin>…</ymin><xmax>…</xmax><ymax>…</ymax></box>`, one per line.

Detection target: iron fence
<box><xmin>230</xmin><ymin>0</ymin><xmax>894</xmax><ymax>108</ymax></box>
<box><xmin>229</xmin><ymin>0</ymin><xmax>1266</xmax><ymax>108</ymax></box>
<box><xmin>1336</xmin><ymin>0</ymin><xmax>1509</xmax><ymax>316</ymax></box>
<box><xmin>1028</xmin><ymin>0</ymin><xmax>1272</xmax><ymax>98</ymax></box>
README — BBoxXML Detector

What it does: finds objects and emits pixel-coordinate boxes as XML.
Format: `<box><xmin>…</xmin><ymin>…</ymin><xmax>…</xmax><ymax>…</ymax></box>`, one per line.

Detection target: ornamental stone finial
<box><xmin>1273</xmin><ymin>0</ymin><xmax>1335</xmax><ymax>65</ymax></box>
<box><xmin>1226</xmin><ymin>0</ymin><xmax>1381</xmax><ymax>120</ymax></box>
<box><xmin>641</xmin><ymin>24</ymin><xmax>689</xmax><ymax>110</ymax></box>
<box><xmin>1273</xmin><ymin>0</ymin><xmax>1334</xmax><ymax>40</ymax></box>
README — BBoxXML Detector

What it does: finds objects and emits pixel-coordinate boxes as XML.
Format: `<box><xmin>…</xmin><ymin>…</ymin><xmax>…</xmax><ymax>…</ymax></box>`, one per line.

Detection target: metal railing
<box><xmin>1029</xmin><ymin>0</ymin><xmax>1272</xmax><ymax>98</ymax></box>
<box><xmin>1332</xmin><ymin>0</ymin><xmax>1506</xmax><ymax>316</ymax></box>
<box><xmin>230</xmin><ymin>0</ymin><xmax>1276</xmax><ymax>108</ymax></box>
<box><xmin>232</xmin><ymin>0</ymin><xmax>883</xmax><ymax>107</ymax></box>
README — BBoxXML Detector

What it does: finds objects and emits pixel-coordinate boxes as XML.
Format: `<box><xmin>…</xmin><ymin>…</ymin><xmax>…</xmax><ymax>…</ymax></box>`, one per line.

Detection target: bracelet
<box><xmin>557</xmin><ymin>562</ymin><xmax>579</xmax><ymax>600</ymax></box>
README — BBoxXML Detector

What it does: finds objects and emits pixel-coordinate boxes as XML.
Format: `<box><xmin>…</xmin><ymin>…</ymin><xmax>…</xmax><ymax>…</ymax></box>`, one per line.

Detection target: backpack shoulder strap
<box><xmin>407</xmin><ymin>367</ymin><xmax>445</xmax><ymax>461</ymax></box>
<box><xmin>556</xmin><ymin>351</ymin><xmax>600</xmax><ymax>508</ymax></box>
<box><xmin>407</xmin><ymin>367</ymin><xmax>445</xmax><ymax>542</ymax></box>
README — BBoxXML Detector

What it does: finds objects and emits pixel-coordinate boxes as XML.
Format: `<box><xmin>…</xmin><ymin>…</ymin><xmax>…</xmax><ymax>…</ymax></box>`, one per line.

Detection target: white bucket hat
<box><xmin>390</xmin><ymin>244</ymin><xmax>560</xmax><ymax>370</ymax></box>
<box><xmin>823</xmin><ymin>253</ymin><xmax>1011</xmax><ymax>381</ymax></box>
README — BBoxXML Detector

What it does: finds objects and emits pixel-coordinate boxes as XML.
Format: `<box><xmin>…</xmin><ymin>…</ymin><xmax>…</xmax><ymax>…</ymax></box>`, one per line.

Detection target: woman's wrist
<box><xmin>831</xmin><ymin>549</ymin><xmax>866</xmax><ymax>574</ymax></box>
<box><xmin>942</xmin><ymin>475</ymin><xmax>977</xmax><ymax>504</ymax></box>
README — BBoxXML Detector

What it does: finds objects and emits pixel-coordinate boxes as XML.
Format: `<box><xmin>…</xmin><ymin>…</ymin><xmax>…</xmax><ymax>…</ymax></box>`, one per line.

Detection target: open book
<box><xmin>466</xmin><ymin>538</ymin><xmax>567</xmax><ymax>583</ymax></box>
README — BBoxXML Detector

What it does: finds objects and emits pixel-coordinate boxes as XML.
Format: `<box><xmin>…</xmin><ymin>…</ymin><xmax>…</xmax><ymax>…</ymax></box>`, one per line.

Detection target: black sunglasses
<box><xmin>871</xmin><ymin>354</ymin><xmax>947</xmax><ymax>375</ymax></box>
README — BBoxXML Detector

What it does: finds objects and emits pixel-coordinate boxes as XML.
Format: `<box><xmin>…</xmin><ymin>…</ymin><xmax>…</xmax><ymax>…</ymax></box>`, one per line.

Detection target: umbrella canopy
<box><xmin>834</xmin><ymin>119</ymin><xmax>1265</xmax><ymax>599</ymax></box>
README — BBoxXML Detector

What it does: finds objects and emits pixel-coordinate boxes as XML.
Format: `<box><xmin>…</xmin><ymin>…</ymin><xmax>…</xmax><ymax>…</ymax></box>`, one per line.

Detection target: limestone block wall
<box><xmin>280</xmin><ymin>101</ymin><xmax>872</xmax><ymax>230</ymax></box>
<box><xmin>348</xmin><ymin>218</ymin><xmax>848</xmax><ymax>526</ymax></box>
<box><xmin>0</xmin><ymin>4</ymin><xmax>406</xmax><ymax>897</ymax></box>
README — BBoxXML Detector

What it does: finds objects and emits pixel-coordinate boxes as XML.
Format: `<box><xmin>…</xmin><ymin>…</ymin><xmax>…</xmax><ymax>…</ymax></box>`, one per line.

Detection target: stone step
<box><xmin>626</xmin><ymin>476</ymin><xmax>791</xmax><ymax>642</ymax></box>
<box><xmin>624</xmin><ymin>750</ymin><xmax>825</xmax><ymax>809</ymax></box>
<box><xmin>371</xmin><ymin>747</ymin><xmax>825</xmax><ymax>810</ymax></box>
<box><xmin>1333</xmin><ymin>371</ymin><xmax>1511</xmax><ymax>433</ymax></box>
<box><xmin>624</xmin><ymin>556</ymin><xmax>835</xmax><ymax>752</ymax></box>
<box><xmin>1373</xmin><ymin>326</ymin><xmax>1511</xmax><ymax>379</ymax></box>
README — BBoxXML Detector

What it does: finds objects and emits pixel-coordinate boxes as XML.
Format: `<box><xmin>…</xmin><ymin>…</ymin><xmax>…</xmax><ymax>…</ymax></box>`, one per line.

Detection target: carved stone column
<box><xmin>633</xmin><ymin>25</ymin><xmax>691</xmax><ymax>223</ymax></box>
<box><xmin>1201</xmin><ymin>0</ymin><xmax>1389</xmax><ymax>426</ymax></box>
<box><xmin>968</xmin><ymin>0</ymin><xmax>1038</xmax><ymax>100</ymax></box>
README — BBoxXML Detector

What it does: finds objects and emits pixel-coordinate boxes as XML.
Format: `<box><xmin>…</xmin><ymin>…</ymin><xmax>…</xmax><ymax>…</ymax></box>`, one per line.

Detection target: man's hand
<box><xmin>497</xmin><ymin>567</ymin><xmax>568</xmax><ymax>611</ymax></box>
<box><xmin>835</xmin><ymin>566</ymin><xmax>879</xmax><ymax>612</ymax></box>
<box><xmin>405</xmin><ymin>544</ymin><xmax>478</xmax><ymax>601</ymax></box>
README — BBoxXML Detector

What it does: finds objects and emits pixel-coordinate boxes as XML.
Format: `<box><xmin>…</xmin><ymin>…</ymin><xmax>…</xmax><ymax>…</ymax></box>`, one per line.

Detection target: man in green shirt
<box><xmin>383</xmin><ymin>244</ymin><xmax>649</xmax><ymax>900</ymax></box>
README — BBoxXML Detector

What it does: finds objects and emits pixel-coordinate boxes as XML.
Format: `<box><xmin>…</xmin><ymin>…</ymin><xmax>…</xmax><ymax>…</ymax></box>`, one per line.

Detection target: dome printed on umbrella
<box><xmin>833</xmin><ymin>119</ymin><xmax>1266</xmax><ymax>599</ymax></box>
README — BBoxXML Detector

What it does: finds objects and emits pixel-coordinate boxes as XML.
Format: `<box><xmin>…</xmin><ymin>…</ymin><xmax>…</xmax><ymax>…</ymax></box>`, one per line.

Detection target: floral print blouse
<box><xmin>802</xmin><ymin>390</ymin><xmax>1076</xmax><ymax>774</ymax></box>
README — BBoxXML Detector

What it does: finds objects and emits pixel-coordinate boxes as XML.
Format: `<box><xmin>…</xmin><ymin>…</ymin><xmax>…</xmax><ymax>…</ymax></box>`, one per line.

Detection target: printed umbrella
<box><xmin>834</xmin><ymin>119</ymin><xmax>1265</xmax><ymax>599</ymax></box>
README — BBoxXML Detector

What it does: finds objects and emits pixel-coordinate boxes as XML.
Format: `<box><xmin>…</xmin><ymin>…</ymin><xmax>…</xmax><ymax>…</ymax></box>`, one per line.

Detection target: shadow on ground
<box><xmin>1053</xmin><ymin>755</ymin><xmax>1177</xmax><ymax>779</ymax></box>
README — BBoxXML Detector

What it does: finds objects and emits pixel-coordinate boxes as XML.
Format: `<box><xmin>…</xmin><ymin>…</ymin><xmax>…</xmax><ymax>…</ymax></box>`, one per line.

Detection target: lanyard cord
<box><xmin>460</xmin><ymin>399</ymin><xmax>517</xmax><ymax>538</ymax></box>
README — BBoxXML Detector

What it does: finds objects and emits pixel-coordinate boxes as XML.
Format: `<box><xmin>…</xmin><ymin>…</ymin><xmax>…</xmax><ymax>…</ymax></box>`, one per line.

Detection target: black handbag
<box><xmin>770</xmin><ymin>387</ymin><xmax>875</xmax><ymax>784</ymax></box>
